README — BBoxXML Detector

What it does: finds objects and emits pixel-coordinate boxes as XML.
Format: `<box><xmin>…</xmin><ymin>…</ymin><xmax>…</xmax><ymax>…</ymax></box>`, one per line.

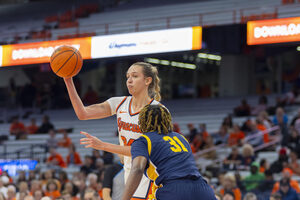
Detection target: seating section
<box><xmin>0</xmin><ymin>94</ymin><xmax>283</xmax><ymax>161</ymax></box>
<box><xmin>2</xmin><ymin>0</ymin><xmax>300</xmax><ymax>44</ymax></box>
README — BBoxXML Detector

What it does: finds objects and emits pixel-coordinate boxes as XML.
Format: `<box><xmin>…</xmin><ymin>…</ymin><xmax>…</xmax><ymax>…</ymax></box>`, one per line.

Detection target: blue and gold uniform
<box><xmin>131</xmin><ymin>131</ymin><xmax>216</xmax><ymax>200</ymax></box>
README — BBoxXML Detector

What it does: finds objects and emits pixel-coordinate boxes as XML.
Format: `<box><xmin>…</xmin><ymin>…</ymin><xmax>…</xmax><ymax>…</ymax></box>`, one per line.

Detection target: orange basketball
<box><xmin>50</xmin><ymin>45</ymin><xmax>83</xmax><ymax>78</ymax></box>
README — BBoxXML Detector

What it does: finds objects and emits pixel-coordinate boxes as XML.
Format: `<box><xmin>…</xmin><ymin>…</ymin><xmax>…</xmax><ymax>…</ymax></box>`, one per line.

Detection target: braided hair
<box><xmin>138</xmin><ymin>104</ymin><xmax>172</xmax><ymax>135</ymax></box>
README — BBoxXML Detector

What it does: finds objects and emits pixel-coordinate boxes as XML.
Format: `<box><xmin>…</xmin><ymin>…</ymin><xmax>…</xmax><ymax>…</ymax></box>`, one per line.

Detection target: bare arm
<box><xmin>80</xmin><ymin>131</ymin><xmax>131</xmax><ymax>157</ymax></box>
<box><xmin>102</xmin><ymin>188</ymin><xmax>112</xmax><ymax>200</ymax></box>
<box><xmin>64</xmin><ymin>77</ymin><xmax>112</xmax><ymax>120</ymax></box>
<box><xmin>122</xmin><ymin>156</ymin><xmax>147</xmax><ymax>200</ymax></box>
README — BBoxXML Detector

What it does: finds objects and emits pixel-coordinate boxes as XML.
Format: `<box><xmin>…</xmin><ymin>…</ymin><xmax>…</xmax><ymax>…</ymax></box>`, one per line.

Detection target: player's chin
<box><xmin>127</xmin><ymin>88</ymin><xmax>134</xmax><ymax>95</ymax></box>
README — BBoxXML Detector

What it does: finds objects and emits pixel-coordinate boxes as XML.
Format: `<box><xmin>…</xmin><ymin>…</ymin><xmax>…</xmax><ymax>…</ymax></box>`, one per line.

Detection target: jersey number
<box><xmin>163</xmin><ymin>136</ymin><xmax>188</xmax><ymax>152</ymax></box>
<box><xmin>121</xmin><ymin>136</ymin><xmax>135</xmax><ymax>146</ymax></box>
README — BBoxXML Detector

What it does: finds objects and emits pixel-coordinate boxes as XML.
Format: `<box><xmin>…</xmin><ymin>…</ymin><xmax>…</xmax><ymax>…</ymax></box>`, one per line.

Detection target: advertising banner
<box><xmin>247</xmin><ymin>17</ymin><xmax>300</xmax><ymax>45</ymax></box>
<box><xmin>91</xmin><ymin>27</ymin><xmax>202</xmax><ymax>59</ymax></box>
<box><xmin>0</xmin><ymin>159</ymin><xmax>38</xmax><ymax>177</ymax></box>
<box><xmin>0</xmin><ymin>26</ymin><xmax>201</xmax><ymax>67</ymax></box>
<box><xmin>1</xmin><ymin>37</ymin><xmax>91</xmax><ymax>67</ymax></box>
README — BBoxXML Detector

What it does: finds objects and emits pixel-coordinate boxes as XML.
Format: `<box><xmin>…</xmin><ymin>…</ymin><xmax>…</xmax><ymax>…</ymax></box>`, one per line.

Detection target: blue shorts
<box><xmin>155</xmin><ymin>178</ymin><xmax>216</xmax><ymax>200</ymax></box>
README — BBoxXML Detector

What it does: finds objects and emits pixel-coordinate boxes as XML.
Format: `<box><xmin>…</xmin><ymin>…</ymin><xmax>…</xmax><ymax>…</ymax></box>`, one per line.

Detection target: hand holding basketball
<box><xmin>50</xmin><ymin>45</ymin><xmax>83</xmax><ymax>78</ymax></box>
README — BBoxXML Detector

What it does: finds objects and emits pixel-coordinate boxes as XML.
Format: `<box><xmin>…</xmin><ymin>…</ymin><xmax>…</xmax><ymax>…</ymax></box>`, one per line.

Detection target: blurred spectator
<box><xmin>83</xmin><ymin>85</ymin><xmax>99</xmax><ymax>105</ymax></box>
<box><xmin>58</xmin><ymin>131</ymin><xmax>72</xmax><ymax>148</ymax></box>
<box><xmin>46</xmin><ymin>129</ymin><xmax>58</xmax><ymax>150</ymax></box>
<box><xmin>223</xmin><ymin>191</ymin><xmax>235</xmax><ymax>200</ymax></box>
<box><xmin>80</xmin><ymin>156</ymin><xmax>94</xmax><ymax>176</ymax></box>
<box><xmin>243</xmin><ymin>192</ymin><xmax>257</xmax><ymax>200</ymax></box>
<box><xmin>66</xmin><ymin>144</ymin><xmax>82</xmax><ymax>166</ymax></box>
<box><xmin>16</xmin><ymin>182</ymin><xmax>29</xmax><ymax>199</ymax></box>
<box><xmin>286</xmin><ymin>151</ymin><xmax>300</xmax><ymax>176</ymax></box>
<box><xmin>190</xmin><ymin>132</ymin><xmax>206</xmax><ymax>153</ymax></box>
<box><xmin>187</xmin><ymin>123</ymin><xmax>198</xmax><ymax>142</ymax></box>
<box><xmin>58</xmin><ymin>171</ymin><xmax>69</xmax><ymax>187</ymax></box>
<box><xmin>270</xmin><ymin>193</ymin><xmax>282</xmax><ymax>200</ymax></box>
<box><xmin>222</xmin><ymin>115</ymin><xmax>233</xmax><ymax>132</ymax></box>
<box><xmin>282</xmin><ymin>128</ymin><xmax>300</xmax><ymax>154</ymax></box>
<box><xmin>294</xmin><ymin>119</ymin><xmax>300</xmax><ymax>138</ymax></box>
<box><xmin>199</xmin><ymin>123</ymin><xmax>209</xmax><ymax>141</ymax></box>
<box><xmin>214</xmin><ymin>125</ymin><xmax>229</xmax><ymax>145</ymax></box>
<box><xmin>93</xmin><ymin>158</ymin><xmax>105</xmax><ymax>179</ymax></box>
<box><xmin>244</xmin><ymin>120</ymin><xmax>265</xmax><ymax>147</ymax></box>
<box><xmin>290</xmin><ymin>109</ymin><xmax>300</xmax><ymax>127</ymax></box>
<box><xmin>86</xmin><ymin>173</ymin><xmax>98</xmax><ymax>191</ymax></box>
<box><xmin>83</xmin><ymin>189</ymin><xmax>100</xmax><ymax>200</ymax></box>
<box><xmin>259</xmin><ymin>159</ymin><xmax>269</xmax><ymax>173</ymax></box>
<box><xmin>102</xmin><ymin>159</ymin><xmax>124</xmax><ymax>200</ymax></box>
<box><xmin>277</xmin><ymin>179</ymin><xmax>299</xmax><ymax>200</ymax></box>
<box><xmin>17</xmin><ymin>171</ymin><xmax>27</xmax><ymax>184</ymax></box>
<box><xmin>228</xmin><ymin>124</ymin><xmax>245</xmax><ymax>146</ymax></box>
<box><xmin>243</xmin><ymin>162</ymin><xmax>265</xmax><ymax>192</ymax></box>
<box><xmin>234</xmin><ymin>99</ymin><xmax>251</xmax><ymax>117</ymax></box>
<box><xmin>61</xmin><ymin>182</ymin><xmax>78</xmax><ymax>199</ymax></box>
<box><xmin>202</xmin><ymin>135</ymin><xmax>217</xmax><ymax>159</ymax></box>
<box><xmin>272</xmin><ymin>169</ymin><xmax>300</xmax><ymax>194</ymax></box>
<box><xmin>91</xmin><ymin>150</ymin><xmax>102</xmax><ymax>167</ymax></box>
<box><xmin>46</xmin><ymin>147</ymin><xmax>67</xmax><ymax>168</ymax></box>
<box><xmin>215</xmin><ymin>193</ymin><xmax>222</xmax><ymax>200</ymax></box>
<box><xmin>45</xmin><ymin>179</ymin><xmax>61</xmax><ymax>199</ymax></box>
<box><xmin>256</xmin><ymin>119</ymin><xmax>270</xmax><ymax>144</ymax></box>
<box><xmin>173</xmin><ymin>123</ymin><xmax>182</xmax><ymax>135</ymax></box>
<box><xmin>251</xmin><ymin>95</ymin><xmax>268</xmax><ymax>116</ymax></box>
<box><xmin>10</xmin><ymin>117</ymin><xmax>27</xmax><ymax>140</ymax></box>
<box><xmin>241</xmin><ymin>119</ymin><xmax>253</xmax><ymax>133</ymax></box>
<box><xmin>273</xmin><ymin>107</ymin><xmax>289</xmax><ymax>136</ymax></box>
<box><xmin>269</xmin><ymin>148</ymin><xmax>289</xmax><ymax>174</ymax></box>
<box><xmin>241</xmin><ymin>144</ymin><xmax>256</xmax><ymax>168</ymax></box>
<box><xmin>33</xmin><ymin>190</ymin><xmax>43</xmax><ymax>200</ymax></box>
<box><xmin>7</xmin><ymin>185</ymin><xmax>16</xmax><ymax>200</ymax></box>
<box><xmin>27</xmin><ymin>118</ymin><xmax>38</xmax><ymax>134</ymax></box>
<box><xmin>29</xmin><ymin>180</ymin><xmax>41</xmax><ymax>196</ymax></box>
<box><xmin>273</xmin><ymin>107</ymin><xmax>288</xmax><ymax>125</ymax></box>
<box><xmin>257</xmin><ymin>169</ymin><xmax>275</xmax><ymax>193</ymax></box>
<box><xmin>0</xmin><ymin>176</ymin><xmax>8</xmax><ymax>198</ymax></box>
<box><xmin>28</xmin><ymin>171</ymin><xmax>36</xmax><ymax>182</ymax></box>
<box><xmin>38</xmin><ymin>115</ymin><xmax>54</xmax><ymax>134</ymax></box>
<box><xmin>258</xmin><ymin>111</ymin><xmax>272</xmax><ymax>130</ymax></box>
<box><xmin>223</xmin><ymin>147</ymin><xmax>243</xmax><ymax>170</ymax></box>
<box><xmin>219</xmin><ymin>173</ymin><xmax>242</xmax><ymax>200</ymax></box>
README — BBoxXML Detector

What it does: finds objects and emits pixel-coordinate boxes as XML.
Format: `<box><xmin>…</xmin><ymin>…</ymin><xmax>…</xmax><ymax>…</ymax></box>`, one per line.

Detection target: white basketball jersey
<box><xmin>107</xmin><ymin>96</ymin><xmax>159</xmax><ymax>199</ymax></box>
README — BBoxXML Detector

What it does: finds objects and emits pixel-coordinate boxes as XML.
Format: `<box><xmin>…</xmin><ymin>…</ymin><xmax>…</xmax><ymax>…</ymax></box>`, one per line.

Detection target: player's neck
<box><xmin>131</xmin><ymin>92</ymin><xmax>152</xmax><ymax>112</ymax></box>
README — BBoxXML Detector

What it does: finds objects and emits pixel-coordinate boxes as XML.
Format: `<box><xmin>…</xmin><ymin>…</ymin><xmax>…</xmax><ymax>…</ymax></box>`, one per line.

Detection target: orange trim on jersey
<box><xmin>129</xmin><ymin>98</ymin><xmax>154</xmax><ymax>116</ymax></box>
<box><xmin>116</xmin><ymin>96</ymin><xmax>128</xmax><ymax>113</ymax></box>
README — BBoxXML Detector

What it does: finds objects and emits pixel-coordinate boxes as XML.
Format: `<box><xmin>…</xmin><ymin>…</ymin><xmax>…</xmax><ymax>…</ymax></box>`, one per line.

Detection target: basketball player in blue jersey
<box><xmin>122</xmin><ymin>104</ymin><xmax>217</xmax><ymax>200</ymax></box>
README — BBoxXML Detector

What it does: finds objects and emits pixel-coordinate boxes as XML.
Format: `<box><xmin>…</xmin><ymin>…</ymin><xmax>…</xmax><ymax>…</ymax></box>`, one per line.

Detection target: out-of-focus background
<box><xmin>0</xmin><ymin>0</ymin><xmax>300</xmax><ymax>199</ymax></box>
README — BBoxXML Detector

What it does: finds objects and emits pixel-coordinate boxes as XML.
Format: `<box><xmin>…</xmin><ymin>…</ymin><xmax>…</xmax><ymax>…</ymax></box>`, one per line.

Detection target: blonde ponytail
<box><xmin>133</xmin><ymin>62</ymin><xmax>161</xmax><ymax>101</ymax></box>
<box><xmin>152</xmin><ymin>67</ymin><xmax>161</xmax><ymax>101</ymax></box>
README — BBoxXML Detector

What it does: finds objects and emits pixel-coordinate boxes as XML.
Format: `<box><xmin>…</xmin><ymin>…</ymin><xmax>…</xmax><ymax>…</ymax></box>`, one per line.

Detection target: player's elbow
<box><xmin>77</xmin><ymin>112</ymin><xmax>88</xmax><ymax>120</ymax></box>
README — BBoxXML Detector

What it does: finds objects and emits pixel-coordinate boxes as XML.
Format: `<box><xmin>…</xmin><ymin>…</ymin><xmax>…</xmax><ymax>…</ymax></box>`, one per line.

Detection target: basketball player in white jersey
<box><xmin>64</xmin><ymin>62</ymin><xmax>161</xmax><ymax>200</ymax></box>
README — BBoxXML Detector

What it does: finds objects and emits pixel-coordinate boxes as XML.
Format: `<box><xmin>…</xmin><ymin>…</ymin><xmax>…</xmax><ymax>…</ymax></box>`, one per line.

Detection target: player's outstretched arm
<box><xmin>122</xmin><ymin>156</ymin><xmax>147</xmax><ymax>200</ymax></box>
<box><xmin>64</xmin><ymin>77</ymin><xmax>112</xmax><ymax>120</ymax></box>
<box><xmin>80</xmin><ymin>131</ymin><xmax>131</xmax><ymax>157</ymax></box>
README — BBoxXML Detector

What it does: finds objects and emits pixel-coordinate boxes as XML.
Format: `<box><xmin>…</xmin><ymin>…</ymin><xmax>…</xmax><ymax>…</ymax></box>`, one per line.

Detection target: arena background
<box><xmin>0</xmin><ymin>0</ymin><xmax>300</xmax><ymax>199</ymax></box>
